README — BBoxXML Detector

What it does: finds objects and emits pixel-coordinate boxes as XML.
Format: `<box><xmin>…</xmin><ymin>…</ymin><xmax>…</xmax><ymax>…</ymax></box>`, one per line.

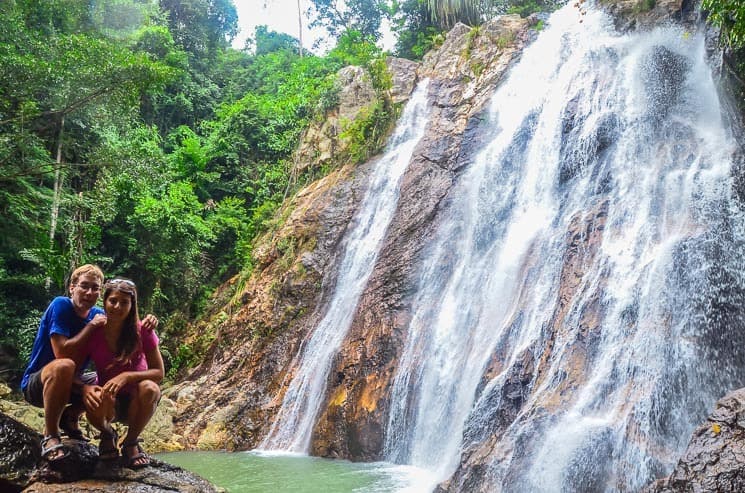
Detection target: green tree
<box><xmin>160</xmin><ymin>0</ymin><xmax>238</xmax><ymax>56</ymax></box>
<box><xmin>425</xmin><ymin>0</ymin><xmax>483</xmax><ymax>27</ymax></box>
<box><xmin>255</xmin><ymin>25</ymin><xmax>300</xmax><ymax>55</ymax></box>
<box><xmin>310</xmin><ymin>0</ymin><xmax>392</xmax><ymax>39</ymax></box>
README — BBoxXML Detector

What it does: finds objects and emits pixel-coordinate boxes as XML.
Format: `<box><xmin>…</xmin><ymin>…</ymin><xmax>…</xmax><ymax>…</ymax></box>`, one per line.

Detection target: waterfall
<box><xmin>260</xmin><ymin>79</ymin><xmax>432</xmax><ymax>452</ymax></box>
<box><xmin>384</xmin><ymin>3</ymin><xmax>745</xmax><ymax>492</ymax></box>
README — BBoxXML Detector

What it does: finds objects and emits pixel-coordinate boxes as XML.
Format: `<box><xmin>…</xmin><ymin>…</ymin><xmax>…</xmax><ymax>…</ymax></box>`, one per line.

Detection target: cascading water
<box><xmin>260</xmin><ymin>79</ymin><xmax>432</xmax><ymax>452</ymax></box>
<box><xmin>384</xmin><ymin>3</ymin><xmax>745</xmax><ymax>492</ymax></box>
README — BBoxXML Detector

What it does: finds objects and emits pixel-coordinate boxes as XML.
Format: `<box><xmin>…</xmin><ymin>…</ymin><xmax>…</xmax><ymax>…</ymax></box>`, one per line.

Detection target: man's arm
<box><xmin>50</xmin><ymin>313</ymin><xmax>107</xmax><ymax>362</ymax></box>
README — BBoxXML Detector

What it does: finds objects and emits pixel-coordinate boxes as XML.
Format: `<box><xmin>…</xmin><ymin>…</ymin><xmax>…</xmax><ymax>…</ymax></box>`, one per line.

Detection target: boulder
<box><xmin>1</xmin><ymin>411</ymin><xmax>41</xmax><ymax>492</ymax></box>
<box><xmin>1</xmin><ymin>384</ymin><xmax>182</xmax><ymax>454</ymax></box>
<box><xmin>644</xmin><ymin>388</ymin><xmax>745</xmax><ymax>492</ymax></box>
<box><xmin>0</xmin><ymin>411</ymin><xmax>219</xmax><ymax>493</ymax></box>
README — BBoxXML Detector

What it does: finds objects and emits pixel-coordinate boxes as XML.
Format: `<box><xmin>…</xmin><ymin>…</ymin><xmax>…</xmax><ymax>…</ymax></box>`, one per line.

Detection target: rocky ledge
<box><xmin>0</xmin><ymin>412</ymin><xmax>219</xmax><ymax>493</ymax></box>
<box><xmin>645</xmin><ymin>388</ymin><xmax>745</xmax><ymax>492</ymax></box>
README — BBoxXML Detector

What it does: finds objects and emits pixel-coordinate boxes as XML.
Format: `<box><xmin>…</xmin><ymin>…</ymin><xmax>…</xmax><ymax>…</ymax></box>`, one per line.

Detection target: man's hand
<box><xmin>90</xmin><ymin>313</ymin><xmax>107</xmax><ymax>329</ymax></box>
<box><xmin>141</xmin><ymin>314</ymin><xmax>158</xmax><ymax>331</ymax></box>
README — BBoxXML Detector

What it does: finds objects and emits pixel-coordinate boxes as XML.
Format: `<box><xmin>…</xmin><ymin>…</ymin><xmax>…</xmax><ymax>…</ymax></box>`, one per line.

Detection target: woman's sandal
<box><xmin>121</xmin><ymin>438</ymin><xmax>150</xmax><ymax>469</ymax></box>
<box><xmin>41</xmin><ymin>434</ymin><xmax>70</xmax><ymax>462</ymax></box>
<box><xmin>60</xmin><ymin>406</ymin><xmax>89</xmax><ymax>442</ymax></box>
<box><xmin>98</xmin><ymin>427</ymin><xmax>119</xmax><ymax>461</ymax></box>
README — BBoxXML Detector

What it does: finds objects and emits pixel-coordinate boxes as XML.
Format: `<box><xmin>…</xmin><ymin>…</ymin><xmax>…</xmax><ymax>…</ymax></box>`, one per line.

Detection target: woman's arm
<box><xmin>101</xmin><ymin>346</ymin><xmax>165</xmax><ymax>396</ymax></box>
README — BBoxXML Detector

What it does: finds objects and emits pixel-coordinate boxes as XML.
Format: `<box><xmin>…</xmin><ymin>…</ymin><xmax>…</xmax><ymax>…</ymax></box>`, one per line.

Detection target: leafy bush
<box><xmin>704</xmin><ymin>0</ymin><xmax>745</xmax><ymax>48</ymax></box>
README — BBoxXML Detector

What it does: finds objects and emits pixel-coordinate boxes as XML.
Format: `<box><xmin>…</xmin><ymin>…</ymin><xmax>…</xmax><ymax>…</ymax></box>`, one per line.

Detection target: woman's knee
<box><xmin>136</xmin><ymin>380</ymin><xmax>161</xmax><ymax>404</ymax></box>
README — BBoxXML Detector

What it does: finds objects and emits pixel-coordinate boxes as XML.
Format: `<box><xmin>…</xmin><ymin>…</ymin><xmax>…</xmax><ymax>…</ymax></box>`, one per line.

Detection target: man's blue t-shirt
<box><xmin>20</xmin><ymin>296</ymin><xmax>104</xmax><ymax>390</ymax></box>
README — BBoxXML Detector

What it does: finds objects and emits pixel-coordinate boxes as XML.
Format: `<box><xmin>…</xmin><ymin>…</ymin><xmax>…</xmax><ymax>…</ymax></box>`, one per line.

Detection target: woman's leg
<box><xmin>85</xmin><ymin>389</ymin><xmax>118</xmax><ymax>459</ymax></box>
<box><xmin>85</xmin><ymin>387</ymin><xmax>115</xmax><ymax>431</ymax></box>
<box><xmin>122</xmin><ymin>380</ymin><xmax>160</xmax><ymax>467</ymax></box>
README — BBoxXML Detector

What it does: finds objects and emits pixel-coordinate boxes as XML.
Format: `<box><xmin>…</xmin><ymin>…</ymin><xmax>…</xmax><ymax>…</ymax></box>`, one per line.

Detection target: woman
<box><xmin>83</xmin><ymin>278</ymin><xmax>164</xmax><ymax>468</ymax></box>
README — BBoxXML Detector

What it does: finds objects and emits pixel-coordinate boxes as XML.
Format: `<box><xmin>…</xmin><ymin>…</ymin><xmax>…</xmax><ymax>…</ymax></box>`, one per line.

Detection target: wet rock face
<box><xmin>1</xmin><ymin>413</ymin><xmax>41</xmax><ymax>492</ymax></box>
<box><xmin>439</xmin><ymin>200</ymin><xmax>609</xmax><ymax>493</ymax></box>
<box><xmin>0</xmin><ymin>411</ymin><xmax>217</xmax><ymax>493</ymax></box>
<box><xmin>644</xmin><ymin>388</ymin><xmax>745</xmax><ymax>493</ymax></box>
<box><xmin>599</xmin><ymin>0</ymin><xmax>693</xmax><ymax>32</ymax></box>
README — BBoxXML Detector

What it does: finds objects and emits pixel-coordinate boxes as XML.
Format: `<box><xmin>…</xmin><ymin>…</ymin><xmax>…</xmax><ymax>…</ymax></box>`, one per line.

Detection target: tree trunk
<box><xmin>297</xmin><ymin>0</ymin><xmax>304</xmax><ymax>57</ymax></box>
<box><xmin>46</xmin><ymin>115</ymin><xmax>64</xmax><ymax>289</ymax></box>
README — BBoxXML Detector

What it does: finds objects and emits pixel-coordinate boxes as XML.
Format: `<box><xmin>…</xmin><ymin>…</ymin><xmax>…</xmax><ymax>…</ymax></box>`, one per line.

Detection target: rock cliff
<box><xmin>165</xmin><ymin>1</ymin><xmax>741</xmax><ymax>492</ymax></box>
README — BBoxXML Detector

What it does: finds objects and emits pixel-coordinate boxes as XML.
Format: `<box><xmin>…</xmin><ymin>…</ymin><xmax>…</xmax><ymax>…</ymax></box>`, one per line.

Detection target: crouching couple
<box><xmin>20</xmin><ymin>264</ymin><xmax>163</xmax><ymax>469</ymax></box>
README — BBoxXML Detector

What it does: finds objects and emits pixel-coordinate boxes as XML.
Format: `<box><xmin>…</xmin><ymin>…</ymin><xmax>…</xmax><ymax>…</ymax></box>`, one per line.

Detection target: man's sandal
<box><xmin>60</xmin><ymin>406</ymin><xmax>89</xmax><ymax>442</ymax></box>
<box><xmin>121</xmin><ymin>439</ymin><xmax>150</xmax><ymax>469</ymax></box>
<box><xmin>41</xmin><ymin>434</ymin><xmax>70</xmax><ymax>462</ymax></box>
<box><xmin>98</xmin><ymin>427</ymin><xmax>119</xmax><ymax>461</ymax></box>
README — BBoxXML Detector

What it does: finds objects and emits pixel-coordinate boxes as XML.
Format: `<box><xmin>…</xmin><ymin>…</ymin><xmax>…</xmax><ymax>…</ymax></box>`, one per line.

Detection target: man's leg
<box><xmin>39</xmin><ymin>358</ymin><xmax>75</xmax><ymax>459</ymax></box>
<box><xmin>62</xmin><ymin>371</ymin><xmax>97</xmax><ymax>440</ymax></box>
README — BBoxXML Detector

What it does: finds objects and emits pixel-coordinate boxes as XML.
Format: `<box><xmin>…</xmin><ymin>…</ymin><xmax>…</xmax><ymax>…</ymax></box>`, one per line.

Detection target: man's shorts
<box><xmin>23</xmin><ymin>368</ymin><xmax>98</xmax><ymax>408</ymax></box>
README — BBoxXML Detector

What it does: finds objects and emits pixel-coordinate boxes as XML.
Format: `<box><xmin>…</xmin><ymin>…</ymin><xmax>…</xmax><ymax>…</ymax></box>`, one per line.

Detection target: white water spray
<box><xmin>384</xmin><ymin>4</ymin><xmax>743</xmax><ymax>492</ymax></box>
<box><xmin>261</xmin><ymin>79</ymin><xmax>432</xmax><ymax>452</ymax></box>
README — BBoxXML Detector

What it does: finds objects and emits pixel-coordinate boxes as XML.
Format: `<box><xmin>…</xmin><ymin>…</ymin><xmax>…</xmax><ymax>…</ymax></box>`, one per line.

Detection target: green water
<box><xmin>156</xmin><ymin>450</ymin><xmax>433</xmax><ymax>493</ymax></box>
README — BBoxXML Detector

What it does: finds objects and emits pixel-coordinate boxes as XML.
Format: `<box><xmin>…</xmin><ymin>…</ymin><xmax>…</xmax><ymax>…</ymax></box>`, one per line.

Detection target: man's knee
<box><xmin>42</xmin><ymin>358</ymin><xmax>76</xmax><ymax>386</ymax></box>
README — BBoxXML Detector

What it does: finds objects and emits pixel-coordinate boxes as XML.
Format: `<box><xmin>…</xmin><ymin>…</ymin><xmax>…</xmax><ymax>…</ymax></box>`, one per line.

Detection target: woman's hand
<box><xmin>141</xmin><ymin>314</ymin><xmax>158</xmax><ymax>331</ymax></box>
<box><xmin>82</xmin><ymin>384</ymin><xmax>105</xmax><ymax>411</ymax></box>
<box><xmin>102</xmin><ymin>373</ymin><xmax>131</xmax><ymax>396</ymax></box>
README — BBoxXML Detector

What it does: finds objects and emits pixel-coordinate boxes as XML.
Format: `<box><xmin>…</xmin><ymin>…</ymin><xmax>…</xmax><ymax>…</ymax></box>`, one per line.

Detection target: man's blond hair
<box><xmin>70</xmin><ymin>264</ymin><xmax>104</xmax><ymax>286</ymax></box>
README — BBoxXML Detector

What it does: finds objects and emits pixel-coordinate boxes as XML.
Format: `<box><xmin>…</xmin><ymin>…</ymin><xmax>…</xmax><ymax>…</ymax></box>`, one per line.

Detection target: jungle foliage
<box><xmin>0</xmin><ymin>0</ymin><xmax>354</xmax><ymax>380</ymax></box>
<box><xmin>1</xmin><ymin>0</ymin><xmax>743</xmax><ymax>382</ymax></box>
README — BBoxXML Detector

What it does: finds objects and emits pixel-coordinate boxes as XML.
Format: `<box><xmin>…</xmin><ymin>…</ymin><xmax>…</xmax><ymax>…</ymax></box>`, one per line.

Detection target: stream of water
<box><xmin>157</xmin><ymin>451</ymin><xmax>431</xmax><ymax>493</ymax></box>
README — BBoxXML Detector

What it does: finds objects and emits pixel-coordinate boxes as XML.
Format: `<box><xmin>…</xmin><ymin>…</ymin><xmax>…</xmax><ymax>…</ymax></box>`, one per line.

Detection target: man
<box><xmin>20</xmin><ymin>264</ymin><xmax>157</xmax><ymax>462</ymax></box>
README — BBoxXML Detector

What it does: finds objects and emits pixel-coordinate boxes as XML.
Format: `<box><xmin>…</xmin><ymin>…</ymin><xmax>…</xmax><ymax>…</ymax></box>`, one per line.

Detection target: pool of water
<box><xmin>156</xmin><ymin>450</ymin><xmax>436</xmax><ymax>493</ymax></box>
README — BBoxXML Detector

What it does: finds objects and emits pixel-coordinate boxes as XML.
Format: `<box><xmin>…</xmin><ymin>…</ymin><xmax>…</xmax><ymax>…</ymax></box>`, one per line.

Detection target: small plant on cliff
<box><xmin>276</xmin><ymin>236</ymin><xmax>298</xmax><ymax>271</ymax></box>
<box><xmin>703</xmin><ymin>0</ymin><xmax>745</xmax><ymax>48</ymax></box>
<box><xmin>340</xmin><ymin>101</ymin><xmax>398</xmax><ymax>164</ymax></box>
<box><xmin>471</xmin><ymin>61</ymin><xmax>485</xmax><ymax>76</ymax></box>
<box><xmin>702</xmin><ymin>0</ymin><xmax>745</xmax><ymax>117</ymax></box>
<box><xmin>167</xmin><ymin>343</ymin><xmax>194</xmax><ymax>379</ymax></box>
<box><xmin>463</xmin><ymin>25</ymin><xmax>482</xmax><ymax>59</ymax></box>
<box><xmin>507</xmin><ymin>0</ymin><xmax>561</xmax><ymax>17</ymax></box>
<box><xmin>632</xmin><ymin>0</ymin><xmax>656</xmax><ymax>14</ymax></box>
<box><xmin>493</xmin><ymin>32</ymin><xmax>516</xmax><ymax>49</ymax></box>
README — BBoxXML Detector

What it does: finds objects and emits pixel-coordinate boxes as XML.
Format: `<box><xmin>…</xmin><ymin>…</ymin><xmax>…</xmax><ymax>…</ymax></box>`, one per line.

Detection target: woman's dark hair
<box><xmin>103</xmin><ymin>278</ymin><xmax>141</xmax><ymax>368</ymax></box>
